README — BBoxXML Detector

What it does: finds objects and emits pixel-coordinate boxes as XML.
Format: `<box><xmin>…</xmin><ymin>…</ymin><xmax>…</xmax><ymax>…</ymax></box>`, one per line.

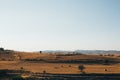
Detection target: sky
<box><xmin>0</xmin><ymin>0</ymin><xmax>120</xmax><ymax>51</ymax></box>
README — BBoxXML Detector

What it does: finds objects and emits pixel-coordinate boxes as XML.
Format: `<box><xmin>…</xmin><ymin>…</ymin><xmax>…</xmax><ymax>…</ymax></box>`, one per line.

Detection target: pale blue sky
<box><xmin>0</xmin><ymin>0</ymin><xmax>120</xmax><ymax>51</ymax></box>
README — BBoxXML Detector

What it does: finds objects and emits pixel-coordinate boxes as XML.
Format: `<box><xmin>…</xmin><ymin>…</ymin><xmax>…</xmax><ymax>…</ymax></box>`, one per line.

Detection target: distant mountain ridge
<box><xmin>74</xmin><ymin>50</ymin><xmax>120</xmax><ymax>54</ymax></box>
<box><xmin>0</xmin><ymin>47</ymin><xmax>120</xmax><ymax>54</ymax></box>
<box><xmin>43</xmin><ymin>50</ymin><xmax>120</xmax><ymax>54</ymax></box>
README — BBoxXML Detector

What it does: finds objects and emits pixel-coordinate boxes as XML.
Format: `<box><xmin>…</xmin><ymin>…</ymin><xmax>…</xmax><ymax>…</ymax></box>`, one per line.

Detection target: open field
<box><xmin>0</xmin><ymin>61</ymin><xmax>120</xmax><ymax>74</ymax></box>
<box><xmin>0</xmin><ymin>51</ymin><xmax>120</xmax><ymax>79</ymax></box>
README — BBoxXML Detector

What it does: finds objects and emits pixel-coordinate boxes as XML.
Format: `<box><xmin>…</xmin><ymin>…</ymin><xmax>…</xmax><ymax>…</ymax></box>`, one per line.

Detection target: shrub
<box><xmin>0</xmin><ymin>48</ymin><xmax>4</xmax><ymax>51</ymax></box>
<box><xmin>78</xmin><ymin>65</ymin><xmax>85</xmax><ymax>73</ymax></box>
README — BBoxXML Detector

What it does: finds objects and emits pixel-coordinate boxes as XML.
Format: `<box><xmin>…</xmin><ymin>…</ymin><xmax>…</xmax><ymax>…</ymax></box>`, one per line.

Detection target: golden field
<box><xmin>0</xmin><ymin>52</ymin><xmax>120</xmax><ymax>74</ymax></box>
<box><xmin>0</xmin><ymin>61</ymin><xmax>120</xmax><ymax>74</ymax></box>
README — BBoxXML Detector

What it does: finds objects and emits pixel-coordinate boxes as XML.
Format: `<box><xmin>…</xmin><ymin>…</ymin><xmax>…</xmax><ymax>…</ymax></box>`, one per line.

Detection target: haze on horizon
<box><xmin>0</xmin><ymin>0</ymin><xmax>120</xmax><ymax>51</ymax></box>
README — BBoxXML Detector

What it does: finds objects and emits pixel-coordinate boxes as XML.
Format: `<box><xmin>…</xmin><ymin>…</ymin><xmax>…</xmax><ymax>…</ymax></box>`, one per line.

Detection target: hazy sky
<box><xmin>0</xmin><ymin>0</ymin><xmax>120</xmax><ymax>51</ymax></box>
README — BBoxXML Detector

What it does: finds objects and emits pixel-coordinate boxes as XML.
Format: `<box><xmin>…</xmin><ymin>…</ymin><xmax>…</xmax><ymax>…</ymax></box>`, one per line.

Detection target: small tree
<box><xmin>105</xmin><ymin>69</ymin><xmax>107</xmax><ymax>71</ymax></box>
<box><xmin>78</xmin><ymin>65</ymin><xmax>85</xmax><ymax>73</ymax></box>
<box><xmin>40</xmin><ymin>51</ymin><xmax>42</xmax><ymax>53</ymax></box>
<box><xmin>0</xmin><ymin>47</ymin><xmax>4</xmax><ymax>51</ymax></box>
<box><xmin>43</xmin><ymin>70</ymin><xmax>46</xmax><ymax>74</ymax></box>
<box><xmin>20</xmin><ymin>67</ymin><xmax>24</xmax><ymax>70</ymax></box>
<box><xmin>42</xmin><ymin>70</ymin><xmax>47</xmax><ymax>77</ymax></box>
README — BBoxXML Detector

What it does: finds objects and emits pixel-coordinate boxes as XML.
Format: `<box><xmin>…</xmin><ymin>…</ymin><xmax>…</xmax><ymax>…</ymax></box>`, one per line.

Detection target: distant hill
<box><xmin>0</xmin><ymin>48</ymin><xmax>120</xmax><ymax>63</ymax></box>
<box><xmin>74</xmin><ymin>50</ymin><xmax>120</xmax><ymax>54</ymax></box>
<box><xmin>0</xmin><ymin>48</ymin><xmax>21</xmax><ymax>61</ymax></box>
<box><xmin>0</xmin><ymin>49</ymin><xmax>14</xmax><ymax>61</ymax></box>
<box><xmin>43</xmin><ymin>50</ymin><xmax>120</xmax><ymax>55</ymax></box>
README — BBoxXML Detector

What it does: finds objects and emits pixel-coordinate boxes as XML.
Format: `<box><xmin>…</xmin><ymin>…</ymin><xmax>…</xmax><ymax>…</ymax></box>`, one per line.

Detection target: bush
<box><xmin>78</xmin><ymin>65</ymin><xmax>85</xmax><ymax>73</ymax></box>
<box><xmin>0</xmin><ymin>48</ymin><xmax>4</xmax><ymax>51</ymax></box>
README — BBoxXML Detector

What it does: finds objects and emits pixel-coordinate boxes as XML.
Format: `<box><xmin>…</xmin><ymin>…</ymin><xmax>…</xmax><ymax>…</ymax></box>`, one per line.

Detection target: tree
<box><xmin>43</xmin><ymin>70</ymin><xmax>46</xmax><ymax>74</ymax></box>
<box><xmin>0</xmin><ymin>47</ymin><xmax>4</xmax><ymax>51</ymax></box>
<box><xmin>40</xmin><ymin>51</ymin><xmax>42</xmax><ymax>53</ymax></box>
<box><xmin>20</xmin><ymin>67</ymin><xmax>24</xmax><ymax>70</ymax></box>
<box><xmin>42</xmin><ymin>70</ymin><xmax>47</xmax><ymax>77</ymax></box>
<box><xmin>78</xmin><ymin>65</ymin><xmax>85</xmax><ymax>73</ymax></box>
<box><xmin>105</xmin><ymin>69</ymin><xmax>107</xmax><ymax>71</ymax></box>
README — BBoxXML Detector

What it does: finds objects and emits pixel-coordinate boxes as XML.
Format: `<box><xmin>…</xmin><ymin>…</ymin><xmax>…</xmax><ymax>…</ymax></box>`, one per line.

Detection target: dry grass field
<box><xmin>15</xmin><ymin>52</ymin><xmax>120</xmax><ymax>61</ymax></box>
<box><xmin>0</xmin><ymin>61</ymin><xmax>120</xmax><ymax>74</ymax></box>
<box><xmin>0</xmin><ymin>51</ymin><xmax>120</xmax><ymax>75</ymax></box>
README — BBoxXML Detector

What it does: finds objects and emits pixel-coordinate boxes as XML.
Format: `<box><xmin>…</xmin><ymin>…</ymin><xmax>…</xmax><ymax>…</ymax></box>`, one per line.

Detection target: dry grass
<box><xmin>0</xmin><ymin>52</ymin><xmax>120</xmax><ymax>74</ymax></box>
<box><xmin>0</xmin><ymin>61</ymin><xmax>120</xmax><ymax>74</ymax></box>
<box><xmin>15</xmin><ymin>52</ymin><xmax>120</xmax><ymax>61</ymax></box>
